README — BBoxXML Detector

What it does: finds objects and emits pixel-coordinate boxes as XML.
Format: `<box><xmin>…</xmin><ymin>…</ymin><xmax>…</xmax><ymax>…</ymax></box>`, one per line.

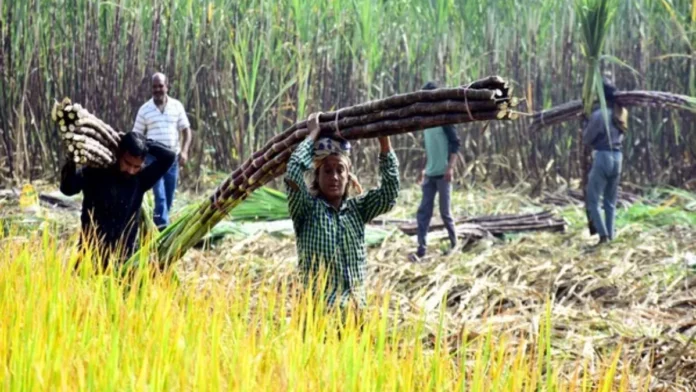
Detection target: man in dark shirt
<box><xmin>60</xmin><ymin>132</ymin><xmax>176</xmax><ymax>266</ymax></box>
<box><xmin>583</xmin><ymin>80</ymin><xmax>625</xmax><ymax>246</ymax></box>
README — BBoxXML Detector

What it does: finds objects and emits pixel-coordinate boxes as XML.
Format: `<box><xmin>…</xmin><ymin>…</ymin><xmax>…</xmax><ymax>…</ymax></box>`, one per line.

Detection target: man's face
<box><xmin>317</xmin><ymin>156</ymin><xmax>349</xmax><ymax>202</ymax></box>
<box><xmin>118</xmin><ymin>152</ymin><xmax>145</xmax><ymax>176</ymax></box>
<box><xmin>152</xmin><ymin>77</ymin><xmax>168</xmax><ymax>103</ymax></box>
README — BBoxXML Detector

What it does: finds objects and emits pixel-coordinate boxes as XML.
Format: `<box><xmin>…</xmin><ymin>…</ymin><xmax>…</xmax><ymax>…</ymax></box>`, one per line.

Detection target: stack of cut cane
<box><xmin>137</xmin><ymin>75</ymin><xmax>520</xmax><ymax>267</ymax></box>
<box><xmin>51</xmin><ymin>98</ymin><xmax>123</xmax><ymax>167</ymax></box>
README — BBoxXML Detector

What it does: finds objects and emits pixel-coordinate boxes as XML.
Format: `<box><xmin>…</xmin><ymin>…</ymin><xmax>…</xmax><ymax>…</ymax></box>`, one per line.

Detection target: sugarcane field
<box><xmin>3</xmin><ymin>0</ymin><xmax>696</xmax><ymax>390</ymax></box>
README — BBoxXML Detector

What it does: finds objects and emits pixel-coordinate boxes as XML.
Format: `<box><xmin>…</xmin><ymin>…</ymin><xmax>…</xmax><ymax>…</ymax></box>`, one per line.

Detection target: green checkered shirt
<box><xmin>284</xmin><ymin>138</ymin><xmax>400</xmax><ymax>308</ymax></box>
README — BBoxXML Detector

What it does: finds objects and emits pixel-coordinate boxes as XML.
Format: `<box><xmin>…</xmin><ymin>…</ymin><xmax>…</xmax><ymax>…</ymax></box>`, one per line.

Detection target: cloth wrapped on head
<box><xmin>313</xmin><ymin>137</ymin><xmax>352</xmax><ymax>165</ymax></box>
<box><xmin>308</xmin><ymin>137</ymin><xmax>364</xmax><ymax>197</ymax></box>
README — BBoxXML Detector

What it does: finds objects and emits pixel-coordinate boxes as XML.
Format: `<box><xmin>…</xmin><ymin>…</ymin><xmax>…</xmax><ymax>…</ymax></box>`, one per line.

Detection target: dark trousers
<box><xmin>416</xmin><ymin>176</ymin><xmax>457</xmax><ymax>256</ymax></box>
<box><xmin>586</xmin><ymin>150</ymin><xmax>622</xmax><ymax>239</ymax></box>
<box><xmin>146</xmin><ymin>154</ymin><xmax>179</xmax><ymax>229</ymax></box>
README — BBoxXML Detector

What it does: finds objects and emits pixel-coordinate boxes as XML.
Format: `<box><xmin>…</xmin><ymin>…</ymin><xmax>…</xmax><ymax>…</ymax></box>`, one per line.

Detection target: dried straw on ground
<box><xmin>176</xmin><ymin>186</ymin><xmax>696</xmax><ymax>390</ymax></box>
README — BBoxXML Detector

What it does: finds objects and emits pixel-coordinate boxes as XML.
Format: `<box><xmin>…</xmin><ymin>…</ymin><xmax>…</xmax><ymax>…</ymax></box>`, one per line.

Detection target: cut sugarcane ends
<box><xmin>51</xmin><ymin>97</ymin><xmax>125</xmax><ymax>168</ymax></box>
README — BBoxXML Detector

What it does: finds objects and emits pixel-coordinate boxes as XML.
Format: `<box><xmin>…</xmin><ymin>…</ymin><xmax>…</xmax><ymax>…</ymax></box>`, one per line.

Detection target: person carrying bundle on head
<box><xmin>60</xmin><ymin>132</ymin><xmax>176</xmax><ymax>268</ymax></box>
<box><xmin>583</xmin><ymin>78</ymin><xmax>627</xmax><ymax>246</ymax></box>
<box><xmin>409</xmin><ymin>81</ymin><xmax>461</xmax><ymax>262</ymax></box>
<box><xmin>284</xmin><ymin>112</ymin><xmax>400</xmax><ymax>315</ymax></box>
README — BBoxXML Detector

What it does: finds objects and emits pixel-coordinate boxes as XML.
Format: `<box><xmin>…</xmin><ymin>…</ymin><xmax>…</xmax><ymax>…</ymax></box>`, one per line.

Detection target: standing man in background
<box><xmin>583</xmin><ymin>79</ymin><xmax>626</xmax><ymax>246</ymax></box>
<box><xmin>132</xmin><ymin>72</ymin><xmax>193</xmax><ymax>230</ymax></box>
<box><xmin>409</xmin><ymin>81</ymin><xmax>461</xmax><ymax>262</ymax></box>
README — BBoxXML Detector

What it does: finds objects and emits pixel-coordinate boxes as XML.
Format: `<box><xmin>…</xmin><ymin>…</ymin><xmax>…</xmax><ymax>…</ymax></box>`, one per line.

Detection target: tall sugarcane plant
<box><xmin>575</xmin><ymin>0</ymin><xmax>619</xmax><ymax>233</ymax></box>
<box><xmin>576</xmin><ymin>0</ymin><xmax>618</xmax><ymax>126</ymax></box>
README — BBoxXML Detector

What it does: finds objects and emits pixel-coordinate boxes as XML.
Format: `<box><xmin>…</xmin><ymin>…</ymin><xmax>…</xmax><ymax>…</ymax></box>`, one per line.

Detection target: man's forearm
<box><xmin>181</xmin><ymin>128</ymin><xmax>192</xmax><ymax>153</ymax></box>
<box><xmin>60</xmin><ymin>161</ymin><xmax>83</xmax><ymax>196</ymax></box>
<box><xmin>447</xmin><ymin>153</ymin><xmax>457</xmax><ymax>169</ymax></box>
<box><xmin>379</xmin><ymin>137</ymin><xmax>392</xmax><ymax>154</ymax></box>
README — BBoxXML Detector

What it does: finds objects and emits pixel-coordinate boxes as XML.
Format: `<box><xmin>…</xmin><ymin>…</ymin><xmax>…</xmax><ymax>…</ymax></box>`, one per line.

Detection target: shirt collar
<box><xmin>149</xmin><ymin>95</ymin><xmax>169</xmax><ymax>108</ymax></box>
<box><xmin>317</xmin><ymin>195</ymin><xmax>350</xmax><ymax>213</ymax></box>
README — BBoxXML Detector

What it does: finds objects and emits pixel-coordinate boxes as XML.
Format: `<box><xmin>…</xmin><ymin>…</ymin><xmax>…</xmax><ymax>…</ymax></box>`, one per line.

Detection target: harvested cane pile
<box><xmin>529</xmin><ymin>90</ymin><xmax>696</xmax><ymax>130</ymax></box>
<box><xmin>398</xmin><ymin>211</ymin><xmax>566</xmax><ymax>243</ymax></box>
<box><xmin>134</xmin><ymin>76</ymin><xmax>520</xmax><ymax>267</ymax></box>
<box><xmin>540</xmin><ymin>188</ymin><xmax>646</xmax><ymax>208</ymax></box>
<box><xmin>50</xmin><ymin>98</ymin><xmax>123</xmax><ymax>167</ymax></box>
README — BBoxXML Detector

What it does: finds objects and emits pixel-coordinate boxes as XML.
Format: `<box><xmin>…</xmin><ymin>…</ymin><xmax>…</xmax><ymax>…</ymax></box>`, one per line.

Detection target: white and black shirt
<box><xmin>132</xmin><ymin>97</ymin><xmax>191</xmax><ymax>154</ymax></box>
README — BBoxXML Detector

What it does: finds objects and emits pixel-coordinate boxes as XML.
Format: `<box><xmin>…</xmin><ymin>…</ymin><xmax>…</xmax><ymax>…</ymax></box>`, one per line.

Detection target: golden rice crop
<box><xmin>0</xmin><ymin>225</ymin><xmax>649</xmax><ymax>391</ymax></box>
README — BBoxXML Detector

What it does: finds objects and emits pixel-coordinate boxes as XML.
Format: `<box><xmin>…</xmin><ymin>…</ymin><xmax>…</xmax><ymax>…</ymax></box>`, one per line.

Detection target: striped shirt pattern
<box><xmin>132</xmin><ymin>97</ymin><xmax>190</xmax><ymax>154</ymax></box>
<box><xmin>285</xmin><ymin>138</ymin><xmax>400</xmax><ymax>309</ymax></box>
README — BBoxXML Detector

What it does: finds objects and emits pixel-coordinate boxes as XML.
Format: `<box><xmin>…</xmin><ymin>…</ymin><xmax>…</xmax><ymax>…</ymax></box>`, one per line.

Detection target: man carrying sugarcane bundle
<box><xmin>60</xmin><ymin>132</ymin><xmax>176</xmax><ymax>267</ymax></box>
<box><xmin>409</xmin><ymin>81</ymin><xmax>461</xmax><ymax>262</ymax></box>
<box><xmin>132</xmin><ymin>72</ymin><xmax>193</xmax><ymax>230</ymax></box>
<box><xmin>284</xmin><ymin>112</ymin><xmax>400</xmax><ymax>314</ymax></box>
<box><xmin>583</xmin><ymin>79</ymin><xmax>627</xmax><ymax>246</ymax></box>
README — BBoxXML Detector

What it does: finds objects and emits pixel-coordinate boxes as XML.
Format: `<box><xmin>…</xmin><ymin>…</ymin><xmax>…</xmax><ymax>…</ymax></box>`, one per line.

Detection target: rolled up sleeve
<box><xmin>355</xmin><ymin>150</ymin><xmax>400</xmax><ymax>223</ymax></box>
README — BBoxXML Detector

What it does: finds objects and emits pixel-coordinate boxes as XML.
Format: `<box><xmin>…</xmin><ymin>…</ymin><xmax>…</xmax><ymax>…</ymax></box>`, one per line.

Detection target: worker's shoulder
<box><xmin>137</xmin><ymin>98</ymin><xmax>155</xmax><ymax>110</ymax></box>
<box><xmin>424</xmin><ymin>125</ymin><xmax>444</xmax><ymax>133</ymax></box>
<box><xmin>591</xmin><ymin>107</ymin><xmax>613</xmax><ymax>119</ymax></box>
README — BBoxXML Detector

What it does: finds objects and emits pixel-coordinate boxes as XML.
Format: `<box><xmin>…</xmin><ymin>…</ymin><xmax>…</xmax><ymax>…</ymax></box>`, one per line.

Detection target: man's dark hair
<box><xmin>602</xmin><ymin>78</ymin><xmax>617</xmax><ymax>103</ymax></box>
<box><xmin>422</xmin><ymin>81</ymin><xmax>439</xmax><ymax>90</ymax></box>
<box><xmin>119</xmin><ymin>132</ymin><xmax>149</xmax><ymax>158</ymax></box>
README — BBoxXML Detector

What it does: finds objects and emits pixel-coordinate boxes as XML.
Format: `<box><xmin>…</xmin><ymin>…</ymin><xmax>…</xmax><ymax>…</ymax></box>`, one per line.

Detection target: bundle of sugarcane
<box><xmin>529</xmin><ymin>90</ymin><xmax>696</xmax><ymax>131</ymax></box>
<box><xmin>124</xmin><ymin>75</ymin><xmax>520</xmax><ymax>269</ymax></box>
<box><xmin>50</xmin><ymin>97</ymin><xmax>123</xmax><ymax>167</ymax></box>
<box><xmin>399</xmin><ymin>211</ymin><xmax>566</xmax><ymax>237</ymax></box>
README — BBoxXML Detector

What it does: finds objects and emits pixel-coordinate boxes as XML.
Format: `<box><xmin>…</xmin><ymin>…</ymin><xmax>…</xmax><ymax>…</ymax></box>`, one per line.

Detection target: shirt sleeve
<box><xmin>442</xmin><ymin>125</ymin><xmax>461</xmax><ymax>155</ymax></box>
<box><xmin>138</xmin><ymin>140</ymin><xmax>177</xmax><ymax>191</ymax></box>
<box><xmin>284</xmin><ymin>138</ymin><xmax>315</xmax><ymax>227</ymax></box>
<box><xmin>132</xmin><ymin>106</ymin><xmax>147</xmax><ymax>134</ymax></box>
<box><xmin>59</xmin><ymin>161</ymin><xmax>85</xmax><ymax>196</ymax></box>
<box><xmin>355</xmin><ymin>150</ymin><xmax>400</xmax><ymax>223</ymax></box>
<box><xmin>177</xmin><ymin>103</ymin><xmax>191</xmax><ymax>131</ymax></box>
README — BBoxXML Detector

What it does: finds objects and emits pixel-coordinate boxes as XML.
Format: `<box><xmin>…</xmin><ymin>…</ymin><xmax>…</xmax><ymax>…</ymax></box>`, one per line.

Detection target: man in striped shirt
<box><xmin>132</xmin><ymin>72</ymin><xmax>192</xmax><ymax>229</ymax></box>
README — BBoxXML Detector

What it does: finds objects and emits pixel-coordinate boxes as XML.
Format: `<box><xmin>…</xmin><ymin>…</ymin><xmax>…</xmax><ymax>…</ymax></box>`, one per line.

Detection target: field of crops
<box><xmin>3</xmin><ymin>0</ymin><xmax>696</xmax><ymax>390</ymax></box>
<box><xmin>2</xmin><ymin>183</ymin><xmax>696</xmax><ymax>390</ymax></box>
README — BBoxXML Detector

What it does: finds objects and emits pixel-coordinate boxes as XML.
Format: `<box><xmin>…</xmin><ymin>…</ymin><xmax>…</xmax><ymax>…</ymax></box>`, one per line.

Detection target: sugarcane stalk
<box><xmin>120</xmin><ymin>76</ymin><xmax>518</xmax><ymax>270</ymax></box>
<box><xmin>74</xmin><ymin>142</ymin><xmax>114</xmax><ymax>162</ymax></box>
<box><xmin>52</xmin><ymin>98</ymin><xmax>123</xmax><ymax>169</ymax></box>
<box><xmin>530</xmin><ymin>90</ymin><xmax>696</xmax><ymax>131</ymax></box>
<box><xmin>210</xmin><ymin>98</ymin><xmax>513</xmax><ymax>203</ymax></box>
<box><xmin>74</xmin><ymin>118</ymin><xmax>120</xmax><ymax>147</ymax></box>
<box><xmin>210</xmin><ymin>108</ymin><xmax>510</xmax><ymax>208</ymax></box>
<box><xmin>220</xmin><ymin>108</ymin><xmax>510</xmax><ymax>200</ymax></box>
<box><xmin>239</xmin><ymin>80</ymin><xmax>512</xmax><ymax>172</ymax></box>
<box><xmin>72</xmin><ymin>126</ymin><xmax>111</xmax><ymax>146</ymax></box>
<box><xmin>155</xmin><ymin>110</ymin><xmax>512</xmax><ymax>265</ymax></box>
